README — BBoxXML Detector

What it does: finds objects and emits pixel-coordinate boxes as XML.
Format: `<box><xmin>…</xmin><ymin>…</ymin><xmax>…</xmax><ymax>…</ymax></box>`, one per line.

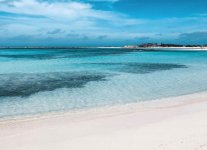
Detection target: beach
<box><xmin>1</xmin><ymin>0</ymin><xmax>207</xmax><ymax>149</ymax></box>
<box><xmin>1</xmin><ymin>92</ymin><xmax>207</xmax><ymax>150</ymax></box>
<box><xmin>137</xmin><ymin>47</ymin><xmax>207</xmax><ymax>51</ymax></box>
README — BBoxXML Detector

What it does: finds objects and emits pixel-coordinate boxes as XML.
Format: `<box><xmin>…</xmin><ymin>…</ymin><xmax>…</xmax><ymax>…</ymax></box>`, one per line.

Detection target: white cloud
<box><xmin>0</xmin><ymin>0</ymin><xmax>140</xmax><ymax>24</ymax></box>
<box><xmin>1</xmin><ymin>0</ymin><xmax>91</xmax><ymax>20</ymax></box>
<box><xmin>88</xmin><ymin>0</ymin><xmax>119</xmax><ymax>2</ymax></box>
<box><xmin>1</xmin><ymin>0</ymin><xmax>206</xmax><ymax>45</ymax></box>
<box><xmin>0</xmin><ymin>0</ymin><xmax>144</xmax><ymax>41</ymax></box>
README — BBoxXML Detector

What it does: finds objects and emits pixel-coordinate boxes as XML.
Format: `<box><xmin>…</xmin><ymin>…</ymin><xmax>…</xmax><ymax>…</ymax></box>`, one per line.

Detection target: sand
<box><xmin>139</xmin><ymin>47</ymin><xmax>207</xmax><ymax>51</ymax></box>
<box><xmin>1</xmin><ymin>92</ymin><xmax>207</xmax><ymax>150</ymax></box>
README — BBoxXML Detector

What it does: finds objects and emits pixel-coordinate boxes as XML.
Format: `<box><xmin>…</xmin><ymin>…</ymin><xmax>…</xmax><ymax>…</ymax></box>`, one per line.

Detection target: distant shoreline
<box><xmin>135</xmin><ymin>46</ymin><xmax>207</xmax><ymax>51</ymax></box>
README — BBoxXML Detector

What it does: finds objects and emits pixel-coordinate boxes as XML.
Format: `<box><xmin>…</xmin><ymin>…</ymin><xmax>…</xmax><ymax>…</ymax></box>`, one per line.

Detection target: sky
<box><xmin>0</xmin><ymin>0</ymin><xmax>207</xmax><ymax>46</ymax></box>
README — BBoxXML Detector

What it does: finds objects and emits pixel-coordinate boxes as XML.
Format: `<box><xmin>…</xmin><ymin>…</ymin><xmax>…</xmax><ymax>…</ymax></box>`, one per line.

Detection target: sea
<box><xmin>0</xmin><ymin>48</ymin><xmax>207</xmax><ymax>118</ymax></box>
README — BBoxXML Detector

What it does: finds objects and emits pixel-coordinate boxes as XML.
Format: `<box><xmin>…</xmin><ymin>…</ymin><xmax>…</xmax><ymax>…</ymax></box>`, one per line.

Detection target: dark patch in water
<box><xmin>84</xmin><ymin>63</ymin><xmax>187</xmax><ymax>74</ymax></box>
<box><xmin>120</xmin><ymin>63</ymin><xmax>187</xmax><ymax>74</ymax></box>
<box><xmin>0</xmin><ymin>72</ymin><xmax>107</xmax><ymax>97</ymax></box>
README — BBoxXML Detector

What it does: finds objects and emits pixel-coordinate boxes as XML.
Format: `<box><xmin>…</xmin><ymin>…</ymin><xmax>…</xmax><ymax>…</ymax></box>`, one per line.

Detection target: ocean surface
<box><xmin>0</xmin><ymin>48</ymin><xmax>207</xmax><ymax>118</ymax></box>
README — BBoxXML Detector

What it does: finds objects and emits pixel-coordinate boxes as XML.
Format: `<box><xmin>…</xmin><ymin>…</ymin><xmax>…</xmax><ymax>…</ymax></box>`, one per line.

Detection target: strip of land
<box><xmin>139</xmin><ymin>46</ymin><xmax>207</xmax><ymax>51</ymax></box>
<box><xmin>1</xmin><ymin>92</ymin><xmax>207</xmax><ymax>150</ymax></box>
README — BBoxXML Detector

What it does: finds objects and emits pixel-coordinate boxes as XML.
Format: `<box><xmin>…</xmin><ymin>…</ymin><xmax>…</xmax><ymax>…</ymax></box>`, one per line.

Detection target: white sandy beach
<box><xmin>123</xmin><ymin>46</ymin><xmax>207</xmax><ymax>50</ymax></box>
<box><xmin>1</xmin><ymin>92</ymin><xmax>207</xmax><ymax>150</ymax></box>
<box><xmin>138</xmin><ymin>47</ymin><xmax>207</xmax><ymax>51</ymax></box>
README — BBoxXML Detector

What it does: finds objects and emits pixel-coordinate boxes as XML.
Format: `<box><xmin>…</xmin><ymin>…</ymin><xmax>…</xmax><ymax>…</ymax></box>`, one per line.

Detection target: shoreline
<box><xmin>121</xmin><ymin>46</ymin><xmax>207</xmax><ymax>51</ymax></box>
<box><xmin>1</xmin><ymin>91</ymin><xmax>207</xmax><ymax>149</ymax></box>
<box><xmin>0</xmin><ymin>91</ymin><xmax>207</xmax><ymax>123</ymax></box>
<box><xmin>137</xmin><ymin>46</ymin><xmax>207</xmax><ymax>51</ymax></box>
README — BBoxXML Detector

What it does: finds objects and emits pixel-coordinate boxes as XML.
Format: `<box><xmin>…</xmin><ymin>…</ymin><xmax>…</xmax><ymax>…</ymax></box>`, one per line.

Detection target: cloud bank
<box><xmin>0</xmin><ymin>0</ymin><xmax>207</xmax><ymax>46</ymax></box>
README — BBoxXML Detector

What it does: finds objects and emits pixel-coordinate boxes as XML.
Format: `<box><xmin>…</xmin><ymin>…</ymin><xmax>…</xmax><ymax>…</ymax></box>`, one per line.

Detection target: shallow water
<box><xmin>0</xmin><ymin>48</ymin><xmax>207</xmax><ymax>118</ymax></box>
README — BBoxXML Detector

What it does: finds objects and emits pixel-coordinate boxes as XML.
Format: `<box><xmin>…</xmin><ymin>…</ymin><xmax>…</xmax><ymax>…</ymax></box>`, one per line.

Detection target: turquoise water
<box><xmin>0</xmin><ymin>48</ymin><xmax>207</xmax><ymax>118</ymax></box>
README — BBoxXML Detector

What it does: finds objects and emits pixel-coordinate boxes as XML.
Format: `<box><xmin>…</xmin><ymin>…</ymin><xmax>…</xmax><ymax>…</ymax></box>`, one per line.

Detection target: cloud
<box><xmin>47</xmin><ymin>29</ymin><xmax>64</xmax><ymax>34</ymax></box>
<box><xmin>0</xmin><ymin>0</ymin><xmax>143</xmax><ymax>40</ymax></box>
<box><xmin>0</xmin><ymin>34</ymin><xmax>108</xmax><ymax>46</ymax></box>
<box><xmin>155</xmin><ymin>33</ymin><xmax>163</xmax><ymax>36</ymax></box>
<box><xmin>135</xmin><ymin>31</ymin><xmax>207</xmax><ymax>45</ymax></box>
<box><xmin>88</xmin><ymin>0</ymin><xmax>119</xmax><ymax>3</ymax></box>
<box><xmin>0</xmin><ymin>0</ymin><xmax>140</xmax><ymax>24</ymax></box>
<box><xmin>39</xmin><ymin>0</ymin><xmax>119</xmax><ymax>2</ymax></box>
<box><xmin>98</xmin><ymin>35</ymin><xmax>107</xmax><ymax>39</ymax></box>
<box><xmin>0</xmin><ymin>0</ymin><xmax>93</xmax><ymax>20</ymax></box>
<box><xmin>177</xmin><ymin>31</ymin><xmax>207</xmax><ymax>44</ymax></box>
<box><xmin>67</xmin><ymin>33</ymin><xmax>80</xmax><ymax>38</ymax></box>
<box><xmin>0</xmin><ymin>0</ymin><xmax>207</xmax><ymax>46</ymax></box>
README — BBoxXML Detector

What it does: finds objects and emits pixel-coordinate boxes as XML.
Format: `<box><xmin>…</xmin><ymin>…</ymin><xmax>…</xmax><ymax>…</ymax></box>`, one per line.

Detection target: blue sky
<box><xmin>0</xmin><ymin>0</ymin><xmax>207</xmax><ymax>46</ymax></box>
